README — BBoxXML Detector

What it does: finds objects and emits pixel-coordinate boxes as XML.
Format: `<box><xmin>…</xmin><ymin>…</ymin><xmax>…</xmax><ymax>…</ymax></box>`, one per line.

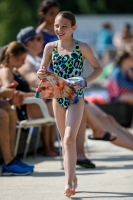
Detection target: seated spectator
<box><xmin>17</xmin><ymin>27</ymin><xmax>59</xmax><ymax>156</ymax></box>
<box><xmin>96</xmin><ymin>22</ymin><xmax>113</xmax><ymax>59</ymax></box>
<box><xmin>126</xmin><ymin>45</ymin><xmax>133</xmax><ymax>81</ymax></box>
<box><xmin>0</xmin><ymin>88</ymin><xmax>34</xmax><ymax>176</ymax></box>
<box><xmin>17</xmin><ymin>26</ymin><xmax>43</xmax><ymax>88</ymax></box>
<box><xmin>86</xmin><ymin>49</ymin><xmax>133</xmax><ymax>105</ymax></box>
<box><xmin>36</xmin><ymin>0</ymin><xmax>59</xmax><ymax>62</ymax></box>
<box><xmin>107</xmin><ymin>50</ymin><xmax>133</xmax><ymax>105</ymax></box>
<box><xmin>84</xmin><ymin>102</ymin><xmax>133</xmax><ymax>150</ymax></box>
<box><xmin>113</xmin><ymin>23</ymin><xmax>133</xmax><ymax>48</ymax></box>
<box><xmin>0</xmin><ymin>41</ymin><xmax>59</xmax><ymax>157</ymax></box>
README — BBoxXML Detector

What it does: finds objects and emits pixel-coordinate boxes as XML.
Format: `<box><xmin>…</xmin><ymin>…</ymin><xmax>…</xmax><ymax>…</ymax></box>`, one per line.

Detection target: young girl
<box><xmin>0</xmin><ymin>42</ymin><xmax>34</xmax><ymax>175</ymax></box>
<box><xmin>37</xmin><ymin>11</ymin><xmax>102</xmax><ymax>196</ymax></box>
<box><xmin>0</xmin><ymin>41</ymin><xmax>58</xmax><ymax>158</ymax></box>
<box><xmin>37</xmin><ymin>0</ymin><xmax>59</xmax><ymax>65</ymax></box>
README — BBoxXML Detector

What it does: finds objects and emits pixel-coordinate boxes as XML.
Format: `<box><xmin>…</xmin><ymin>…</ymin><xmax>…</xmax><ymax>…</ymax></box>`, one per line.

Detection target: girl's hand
<box><xmin>10</xmin><ymin>91</ymin><xmax>24</xmax><ymax>107</ymax></box>
<box><xmin>6</xmin><ymin>80</ymin><xmax>19</xmax><ymax>88</ymax></box>
<box><xmin>0</xmin><ymin>88</ymin><xmax>15</xmax><ymax>99</ymax></box>
<box><xmin>37</xmin><ymin>67</ymin><xmax>48</xmax><ymax>80</ymax></box>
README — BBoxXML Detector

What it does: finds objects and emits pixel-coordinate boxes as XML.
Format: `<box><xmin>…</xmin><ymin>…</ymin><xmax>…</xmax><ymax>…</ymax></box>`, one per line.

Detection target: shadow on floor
<box><xmin>92</xmin><ymin>155</ymin><xmax>133</xmax><ymax>162</ymax></box>
<box><xmin>29</xmin><ymin>171</ymin><xmax>105</xmax><ymax>177</ymax></box>
<box><xmin>76</xmin><ymin>164</ymin><xmax>133</xmax><ymax>171</ymax></box>
<box><xmin>71</xmin><ymin>191</ymin><xmax>133</xmax><ymax>199</ymax></box>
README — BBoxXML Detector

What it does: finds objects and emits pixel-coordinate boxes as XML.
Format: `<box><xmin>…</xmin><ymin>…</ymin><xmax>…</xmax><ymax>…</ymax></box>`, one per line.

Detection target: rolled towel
<box><xmin>35</xmin><ymin>70</ymin><xmax>87</xmax><ymax>104</ymax></box>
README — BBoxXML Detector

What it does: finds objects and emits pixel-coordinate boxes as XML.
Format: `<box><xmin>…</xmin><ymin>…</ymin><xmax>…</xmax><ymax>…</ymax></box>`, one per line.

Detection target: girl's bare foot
<box><xmin>64</xmin><ymin>185</ymin><xmax>75</xmax><ymax>197</ymax></box>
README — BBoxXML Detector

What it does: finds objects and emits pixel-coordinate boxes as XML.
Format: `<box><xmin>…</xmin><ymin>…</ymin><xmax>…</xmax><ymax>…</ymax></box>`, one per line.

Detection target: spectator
<box><xmin>126</xmin><ymin>45</ymin><xmax>133</xmax><ymax>80</ymax></box>
<box><xmin>0</xmin><ymin>88</ymin><xmax>34</xmax><ymax>176</ymax></box>
<box><xmin>107</xmin><ymin>50</ymin><xmax>133</xmax><ymax>105</ymax></box>
<box><xmin>85</xmin><ymin>102</ymin><xmax>133</xmax><ymax>150</ymax></box>
<box><xmin>17</xmin><ymin>27</ymin><xmax>59</xmax><ymax>157</ymax></box>
<box><xmin>96</xmin><ymin>22</ymin><xmax>113</xmax><ymax>59</ymax></box>
<box><xmin>113</xmin><ymin>23</ymin><xmax>133</xmax><ymax>48</ymax></box>
<box><xmin>37</xmin><ymin>0</ymin><xmax>59</xmax><ymax>42</ymax></box>
<box><xmin>37</xmin><ymin>0</ymin><xmax>59</xmax><ymax>72</ymax></box>
<box><xmin>17</xmin><ymin>26</ymin><xmax>43</xmax><ymax>89</ymax></box>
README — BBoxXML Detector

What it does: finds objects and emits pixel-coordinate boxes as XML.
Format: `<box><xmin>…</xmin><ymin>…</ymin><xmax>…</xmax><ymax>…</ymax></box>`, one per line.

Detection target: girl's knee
<box><xmin>64</xmin><ymin>135</ymin><xmax>75</xmax><ymax>147</ymax></box>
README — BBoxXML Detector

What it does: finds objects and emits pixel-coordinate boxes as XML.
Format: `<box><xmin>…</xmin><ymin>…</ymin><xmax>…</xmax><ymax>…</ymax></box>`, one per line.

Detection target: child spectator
<box><xmin>113</xmin><ymin>23</ymin><xmax>133</xmax><ymax>48</ymax></box>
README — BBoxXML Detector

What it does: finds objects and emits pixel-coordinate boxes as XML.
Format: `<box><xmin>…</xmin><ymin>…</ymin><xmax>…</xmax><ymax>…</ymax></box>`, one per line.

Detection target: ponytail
<box><xmin>0</xmin><ymin>45</ymin><xmax>9</xmax><ymax>64</ymax></box>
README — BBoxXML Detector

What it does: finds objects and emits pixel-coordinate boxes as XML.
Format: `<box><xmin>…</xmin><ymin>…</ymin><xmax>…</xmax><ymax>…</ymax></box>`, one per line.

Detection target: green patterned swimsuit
<box><xmin>52</xmin><ymin>40</ymin><xmax>84</xmax><ymax>109</ymax></box>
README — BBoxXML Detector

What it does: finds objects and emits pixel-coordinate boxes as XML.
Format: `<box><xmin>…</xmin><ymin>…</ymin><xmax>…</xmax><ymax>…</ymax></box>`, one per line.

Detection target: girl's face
<box><xmin>54</xmin><ymin>16</ymin><xmax>77</xmax><ymax>40</ymax></box>
<box><xmin>44</xmin><ymin>6</ymin><xmax>59</xmax><ymax>25</ymax></box>
<box><xmin>122</xmin><ymin>56</ymin><xmax>133</xmax><ymax>69</ymax></box>
<box><xmin>10</xmin><ymin>53</ymin><xmax>27</xmax><ymax>69</ymax></box>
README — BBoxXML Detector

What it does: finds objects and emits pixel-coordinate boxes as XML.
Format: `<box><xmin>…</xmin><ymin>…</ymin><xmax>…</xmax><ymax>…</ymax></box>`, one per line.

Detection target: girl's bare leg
<box><xmin>76</xmin><ymin>105</ymin><xmax>87</xmax><ymax>160</ymax></box>
<box><xmin>52</xmin><ymin>99</ymin><xmax>66</xmax><ymax>184</ymax></box>
<box><xmin>86</xmin><ymin>103</ymin><xmax>133</xmax><ymax>150</ymax></box>
<box><xmin>64</xmin><ymin>99</ymin><xmax>84</xmax><ymax>190</ymax></box>
<box><xmin>52</xmin><ymin>99</ymin><xmax>84</xmax><ymax>193</ymax></box>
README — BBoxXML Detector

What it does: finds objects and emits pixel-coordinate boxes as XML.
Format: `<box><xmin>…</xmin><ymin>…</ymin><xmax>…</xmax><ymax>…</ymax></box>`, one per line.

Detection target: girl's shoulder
<box><xmin>45</xmin><ymin>41</ymin><xmax>58</xmax><ymax>51</ymax></box>
<box><xmin>36</xmin><ymin>23</ymin><xmax>44</xmax><ymax>33</ymax></box>
<box><xmin>0</xmin><ymin>67</ymin><xmax>12</xmax><ymax>75</ymax></box>
<box><xmin>78</xmin><ymin>40</ymin><xmax>90</xmax><ymax>50</ymax></box>
<box><xmin>43</xmin><ymin>41</ymin><xmax>58</xmax><ymax>56</ymax></box>
<box><xmin>77</xmin><ymin>40</ymin><xmax>92</xmax><ymax>53</ymax></box>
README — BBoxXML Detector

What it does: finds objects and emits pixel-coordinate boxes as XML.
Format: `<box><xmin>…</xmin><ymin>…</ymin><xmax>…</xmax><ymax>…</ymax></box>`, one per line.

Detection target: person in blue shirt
<box><xmin>36</xmin><ymin>0</ymin><xmax>59</xmax><ymax>72</ymax></box>
<box><xmin>96</xmin><ymin>22</ymin><xmax>113</xmax><ymax>59</ymax></box>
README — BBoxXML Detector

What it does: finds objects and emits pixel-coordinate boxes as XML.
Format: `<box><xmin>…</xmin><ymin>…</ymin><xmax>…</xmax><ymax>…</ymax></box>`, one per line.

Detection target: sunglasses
<box><xmin>30</xmin><ymin>36</ymin><xmax>43</xmax><ymax>42</ymax></box>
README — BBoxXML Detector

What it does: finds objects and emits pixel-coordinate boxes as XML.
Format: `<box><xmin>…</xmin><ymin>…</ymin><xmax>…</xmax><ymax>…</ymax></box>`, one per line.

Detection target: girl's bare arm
<box><xmin>80</xmin><ymin>42</ymin><xmax>103</xmax><ymax>84</ymax></box>
<box><xmin>37</xmin><ymin>42</ymin><xmax>55</xmax><ymax>80</ymax></box>
<box><xmin>0</xmin><ymin>68</ymin><xmax>35</xmax><ymax>98</ymax></box>
<box><xmin>0</xmin><ymin>68</ymin><xmax>14</xmax><ymax>88</ymax></box>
